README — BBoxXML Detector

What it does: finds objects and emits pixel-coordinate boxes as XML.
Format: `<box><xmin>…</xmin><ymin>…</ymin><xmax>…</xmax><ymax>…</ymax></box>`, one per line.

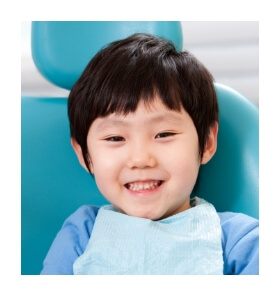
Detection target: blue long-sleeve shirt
<box><xmin>41</xmin><ymin>205</ymin><xmax>259</xmax><ymax>275</ymax></box>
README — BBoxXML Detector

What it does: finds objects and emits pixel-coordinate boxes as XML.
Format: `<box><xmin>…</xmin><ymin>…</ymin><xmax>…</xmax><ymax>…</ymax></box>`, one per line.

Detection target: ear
<box><xmin>71</xmin><ymin>138</ymin><xmax>93</xmax><ymax>173</ymax></box>
<box><xmin>201</xmin><ymin>122</ymin><xmax>219</xmax><ymax>165</ymax></box>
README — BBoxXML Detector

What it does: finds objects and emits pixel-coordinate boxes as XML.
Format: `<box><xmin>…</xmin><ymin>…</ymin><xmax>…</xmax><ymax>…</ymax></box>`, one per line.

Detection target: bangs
<box><xmin>91</xmin><ymin>50</ymin><xmax>184</xmax><ymax>117</ymax></box>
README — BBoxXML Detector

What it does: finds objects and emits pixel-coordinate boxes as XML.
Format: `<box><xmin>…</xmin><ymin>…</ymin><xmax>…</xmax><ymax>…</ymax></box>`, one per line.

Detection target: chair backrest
<box><xmin>193</xmin><ymin>83</ymin><xmax>258</xmax><ymax>217</ymax></box>
<box><xmin>22</xmin><ymin>21</ymin><xmax>258</xmax><ymax>275</ymax></box>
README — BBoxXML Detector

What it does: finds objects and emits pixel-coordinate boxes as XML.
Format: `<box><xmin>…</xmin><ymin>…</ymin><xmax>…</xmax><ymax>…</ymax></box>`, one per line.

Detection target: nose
<box><xmin>126</xmin><ymin>144</ymin><xmax>157</xmax><ymax>169</ymax></box>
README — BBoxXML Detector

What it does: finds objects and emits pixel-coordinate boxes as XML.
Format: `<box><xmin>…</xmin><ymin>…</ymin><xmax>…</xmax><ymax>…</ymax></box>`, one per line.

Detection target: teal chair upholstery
<box><xmin>21</xmin><ymin>21</ymin><xmax>258</xmax><ymax>275</ymax></box>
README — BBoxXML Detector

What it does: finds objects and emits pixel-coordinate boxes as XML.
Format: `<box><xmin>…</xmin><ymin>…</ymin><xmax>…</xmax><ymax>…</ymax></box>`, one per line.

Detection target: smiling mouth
<box><xmin>124</xmin><ymin>180</ymin><xmax>164</xmax><ymax>192</ymax></box>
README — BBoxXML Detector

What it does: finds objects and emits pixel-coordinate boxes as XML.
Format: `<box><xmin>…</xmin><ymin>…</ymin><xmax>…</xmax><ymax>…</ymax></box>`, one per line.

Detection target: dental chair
<box><xmin>21</xmin><ymin>21</ymin><xmax>259</xmax><ymax>275</ymax></box>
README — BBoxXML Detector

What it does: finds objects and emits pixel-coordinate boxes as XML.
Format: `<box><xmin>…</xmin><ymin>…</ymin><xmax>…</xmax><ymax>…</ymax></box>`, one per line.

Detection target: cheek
<box><xmin>171</xmin><ymin>157</ymin><xmax>200</xmax><ymax>183</ymax></box>
<box><xmin>89</xmin><ymin>146</ymin><xmax>124</xmax><ymax>186</ymax></box>
<box><xmin>92</xmin><ymin>160</ymin><xmax>121</xmax><ymax>203</ymax></box>
<box><xmin>164</xmin><ymin>142</ymin><xmax>200</xmax><ymax>186</ymax></box>
<box><xmin>90</xmin><ymin>144</ymin><xmax>117</xmax><ymax>169</ymax></box>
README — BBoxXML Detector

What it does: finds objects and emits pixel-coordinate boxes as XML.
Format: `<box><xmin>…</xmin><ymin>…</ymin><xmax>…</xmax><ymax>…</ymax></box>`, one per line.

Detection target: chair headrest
<box><xmin>31</xmin><ymin>21</ymin><xmax>183</xmax><ymax>90</ymax></box>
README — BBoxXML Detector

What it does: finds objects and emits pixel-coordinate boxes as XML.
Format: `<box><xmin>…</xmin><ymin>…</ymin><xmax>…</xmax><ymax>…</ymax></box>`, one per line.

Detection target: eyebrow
<box><xmin>95</xmin><ymin>113</ymin><xmax>183</xmax><ymax>131</ymax></box>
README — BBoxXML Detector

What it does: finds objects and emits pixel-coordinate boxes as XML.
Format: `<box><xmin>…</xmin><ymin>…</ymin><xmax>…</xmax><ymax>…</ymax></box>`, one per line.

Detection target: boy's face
<box><xmin>73</xmin><ymin>96</ymin><xmax>217</xmax><ymax>220</ymax></box>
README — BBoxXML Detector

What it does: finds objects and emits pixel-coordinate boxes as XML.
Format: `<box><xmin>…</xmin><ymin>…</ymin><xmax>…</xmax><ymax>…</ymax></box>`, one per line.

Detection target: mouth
<box><xmin>124</xmin><ymin>180</ymin><xmax>164</xmax><ymax>192</ymax></box>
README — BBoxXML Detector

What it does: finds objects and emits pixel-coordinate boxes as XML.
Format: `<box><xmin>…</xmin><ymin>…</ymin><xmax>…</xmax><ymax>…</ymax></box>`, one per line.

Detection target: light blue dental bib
<box><xmin>73</xmin><ymin>198</ymin><xmax>224</xmax><ymax>275</ymax></box>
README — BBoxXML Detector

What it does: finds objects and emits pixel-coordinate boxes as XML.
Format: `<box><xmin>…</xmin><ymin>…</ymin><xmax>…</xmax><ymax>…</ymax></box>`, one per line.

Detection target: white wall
<box><xmin>181</xmin><ymin>21</ymin><xmax>258</xmax><ymax>106</ymax></box>
<box><xmin>21</xmin><ymin>22</ymin><xmax>70</xmax><ymax>97</ymax></box>
<box><xmin>21</xmin><ymin>21</ymin><xmax>259</xmax><ymax>106</ymax></box>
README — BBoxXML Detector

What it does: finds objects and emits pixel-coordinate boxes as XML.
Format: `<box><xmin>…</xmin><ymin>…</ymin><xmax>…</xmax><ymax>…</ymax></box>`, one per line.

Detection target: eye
<box><xmin>155</xmin><ymin>132</ymin><xmax>177</xmax><ymax>139</ymax></box>
<box><xmin>104</xmin><ymin>136</ymin><xmax>125</xmax><ymax>142</ymax></box>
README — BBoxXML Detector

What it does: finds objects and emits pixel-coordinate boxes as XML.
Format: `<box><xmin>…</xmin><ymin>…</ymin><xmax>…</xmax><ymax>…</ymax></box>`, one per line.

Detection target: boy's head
<box><xmin>68</xmin><ymin>33</ymin><xmax>218</xmax><ymax>220</ymax></box>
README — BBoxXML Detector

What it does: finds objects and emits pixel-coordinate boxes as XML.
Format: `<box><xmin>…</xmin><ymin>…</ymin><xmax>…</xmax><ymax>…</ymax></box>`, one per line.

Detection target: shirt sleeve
<box><xmin>40</xmin><ymin>205</ymin><xmax>98</xmax><ymax>275</ymax></box>
<box><xmin>219</xmin><ymin>212</ymin><xmax>259</xmax><ymax>275</ymax></box>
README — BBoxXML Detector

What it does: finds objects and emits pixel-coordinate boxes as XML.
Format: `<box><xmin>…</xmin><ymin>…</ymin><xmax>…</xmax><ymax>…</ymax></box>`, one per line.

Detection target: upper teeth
<box><xmin>126</xmin><ymin>181</ymin><xmax>161</xmax><ymax>191</ymax></box>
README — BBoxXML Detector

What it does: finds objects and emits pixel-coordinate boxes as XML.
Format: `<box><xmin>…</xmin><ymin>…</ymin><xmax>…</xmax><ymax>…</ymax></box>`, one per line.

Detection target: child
<box><xmin>41</xmin><ymin>33</ymin><xmax>259</xmax><ymax>275</ymax></box>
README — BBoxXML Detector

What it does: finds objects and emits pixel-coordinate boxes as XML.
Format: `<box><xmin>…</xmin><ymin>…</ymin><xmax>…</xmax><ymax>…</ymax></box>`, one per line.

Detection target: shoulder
<box><xmin>218</xmin><ymin>212</ymin><xmax>259</xmax><ymax>275</ymax></box>
<box><xmin>62</xmin><ymin>205</ymin><xmax>99</xmax><ymax>234</ymax></box>
<box><xmin>57</xmin><ymin>204</ymin><xmax>99</xmax><ymax>252</ymax></box>
<box><xmin>41</xmin><ymin>205</ymin><xmax>99</xmax><ymax>275</ymax></box>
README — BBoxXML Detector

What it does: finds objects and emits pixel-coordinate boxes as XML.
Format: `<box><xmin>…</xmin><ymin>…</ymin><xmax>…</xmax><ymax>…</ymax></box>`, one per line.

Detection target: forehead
<box><xmin>93</xmin><ymin>97</ymin><xmax>192</xmax><ymax>131</ymax></box>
